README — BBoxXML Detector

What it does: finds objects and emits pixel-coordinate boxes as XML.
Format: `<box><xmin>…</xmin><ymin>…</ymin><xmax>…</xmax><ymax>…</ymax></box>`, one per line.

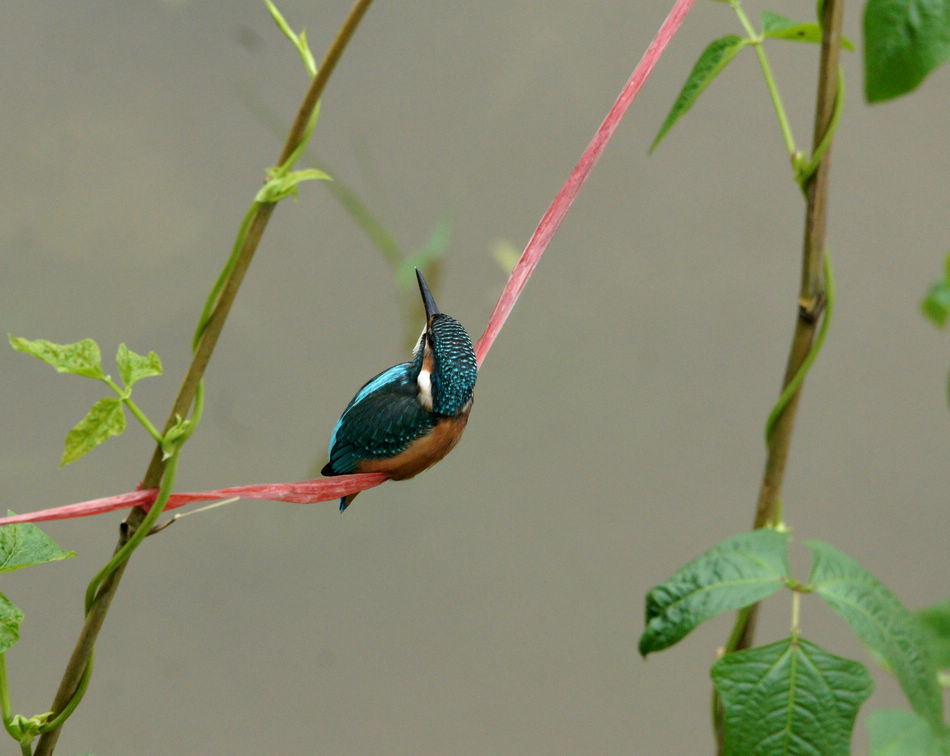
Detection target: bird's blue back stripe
<box><xmin>352</xmin><ymin>364</ymin><xmax>407</xmax><ymax>406</ymax></box>
<box><xmin>327</xmin><ymin>364</ymin><xmax>408</xmax><ymax>455</ymax></box>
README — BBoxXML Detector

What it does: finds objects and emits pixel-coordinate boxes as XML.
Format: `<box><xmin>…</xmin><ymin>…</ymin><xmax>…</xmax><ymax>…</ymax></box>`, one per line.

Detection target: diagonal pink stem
<box><xmin>475</xmin><ymin>0</ymin><xmax>694</xmax><ymax>367</ymax></box>
<box><xmin>3</xmin><ymin>0</ymin><xmax>693</xmax><ymax>528</ymax></box>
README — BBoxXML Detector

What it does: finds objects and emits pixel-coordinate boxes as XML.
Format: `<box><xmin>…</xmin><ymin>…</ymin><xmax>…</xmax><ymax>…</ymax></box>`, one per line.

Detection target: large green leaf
<box><xmin>807</xmin><ymin>540</ymin><xmax>944</xmax><ymax>728</ymax></box>
<box><xmin>864</xmin><ymin>0</ymin><xmax>950</xmax><ymax>102</ymax></box>
<box><xmin>649</xmin><ymin>35</ymin><xmax>747</xmax><ymax>153</ymax></box>
<box><xmin>867</xmin><ymin>709</ymin><xmax>950</xmax><ymax>755</ymax></box>
<box><xmin>9</xmin><ymin>336</ymin><xmax>104</xmax><ymax>379</ymax></box>
<box><xmin>639</xmin><ymin>529</ymin><xmax>790</xmax><ymax>656</ymax></box>
<box><xmin>712</xmin><ymin>636</ymin><xmax>873</xmax><ymax>755</ymax></box>
<box><xmin>0</xmin><ymin>515</ymin><xmax>76</xmax><ymax>573</ymax></box>
<box><xmin>61</xmin><ymin>397</ymin><xmax>126</xmax><ymax>466</ymax></box>
<box><xmin>115</xmin><ymin>343</ymin><xmax>162</xmax><ymax>388</ymax></box>
<box><xmin>0</xmin><ymin>591</ymin><xmax>24</xmax><ymax>653</ymax></box>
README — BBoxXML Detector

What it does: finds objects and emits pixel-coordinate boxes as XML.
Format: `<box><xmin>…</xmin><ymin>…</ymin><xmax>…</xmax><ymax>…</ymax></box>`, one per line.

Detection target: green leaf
<box><xmin>255</xmin><ymin>167</ymin><xmax>332</xmax><ymax>203</ymax></box>
<box><xmin>649</xmin><ymin>35</ymin><xmax>747</xmax><ymax>153</ymax></box>
<box><xmin>639</xmin><ymin>529</ymin><xmax>790</xmax><ymax>656</ymax></box>
<box><xmin>61</xmin><ymin>397</ymin><xmax>126</xmax><ymax>466</ymax></box>
<box><xmin>921</xmin><ymin>253</ymin><xmax>950</xmax><ymax>327</ymax></box>
<box><xmin>807</xmin><ymin>540</ymin><xmax>944</xmax><ymax>728</ymax></box>
<box><xmin>864</xmin><ymin>0</ymin><xmax>950</xmax><ymax>102</ymax></box>
<box><xmin>761</xmin><ymin>11</ymin><xmax>855</xmax><ymax>50</ymax></box>
<box><xmin>712</xmin><ymin>637</ymin><xmax>873</xmax><ymax>756</ymax></box>
<box><xmin>0</xmin><ymin>591</ymin><xmax>24</xmax><ymax>653</ymax></box>
<box><xmin>0</xmin><ymin>515</ymin><xmax>76</xmax><ymax>573</ymax></box>
<box><xmin>916</xmin><ymin>597</ymin><xmax>950</xmax><ymax>671</ymax></box>
<box><xmin>161</xmin><ymin>414</ymin><xmax>194</xmax><ymax>460</ymax></box>
<box><xmin>867</xmin><ymin>709</ymin><xmax>950</xmax><ymax>755</ymax></box>
<box><xmin>266</xmin><ymin>0</ymin><xmax>317</xmax><ymax>77</ymax></box>
<box><xmin>9</xmin><ymin>336</ymin><xmax>104</xmax><ymax>379</ymax></box>
<box><xmin>116</xmin><ymin>343</ymin><xmax>162</xmax><ymax>388</ymax></box>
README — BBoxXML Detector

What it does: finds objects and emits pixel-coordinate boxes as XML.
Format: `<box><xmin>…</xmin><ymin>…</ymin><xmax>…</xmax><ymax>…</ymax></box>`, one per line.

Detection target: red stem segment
<box><xmin>475</xmin><ymin>0</ymin><xmax>694</xmax><ymax>366</ymax></box>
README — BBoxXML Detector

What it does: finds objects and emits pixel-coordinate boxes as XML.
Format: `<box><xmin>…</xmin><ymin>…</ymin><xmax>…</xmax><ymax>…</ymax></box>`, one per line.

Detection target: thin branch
<box><xmin>32</xmin><ymin>3</ymin><xmax>374</xmax><ymax>753</ymax></box>
<box><xmin>475</xmin><ymin>0</ymin><xmax>695</xmax><ymax>367</ymax></box>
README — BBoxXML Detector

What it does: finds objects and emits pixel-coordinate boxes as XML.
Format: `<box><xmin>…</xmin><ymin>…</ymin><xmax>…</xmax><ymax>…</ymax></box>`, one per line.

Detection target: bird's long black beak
<box><xmin>415</xmin><ymin>268</ymin><xmax>440</xmax><ymax>320</ymax></box>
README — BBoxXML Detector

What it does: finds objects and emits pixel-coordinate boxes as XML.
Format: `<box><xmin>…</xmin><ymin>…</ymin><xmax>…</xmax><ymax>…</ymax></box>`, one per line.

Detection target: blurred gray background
<box><xmin>2</xmin><ymin>1</ymin><xmax>948</xmax><ymax>753</ymax></box>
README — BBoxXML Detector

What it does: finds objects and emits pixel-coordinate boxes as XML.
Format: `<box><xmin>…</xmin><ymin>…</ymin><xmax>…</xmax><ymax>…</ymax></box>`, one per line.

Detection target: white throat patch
<box><xmin>417</xmin><ymin>369</ymin><xmax>433</xmax><ymax>410</ymax></box>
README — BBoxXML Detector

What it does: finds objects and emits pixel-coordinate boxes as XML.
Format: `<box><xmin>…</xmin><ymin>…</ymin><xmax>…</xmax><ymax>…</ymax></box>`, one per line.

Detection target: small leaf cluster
<box><xmin>639</xmin><ymin>530</ymin><xmax>950</xmax><ymax>754</ymax></box>
<box><xmin>652</xmin><ymin>0</ymin><xmax>950</xmax><ymax>161</ymax></box>
<box><xmin>9</xmin><ymin>337</ymin><xmax>163</xmax><ymax>465</ymax></box>
<box><xmin>650</xmin><ymin>7</ymin><xmax>853</xmax><ymax>157</ymax></box>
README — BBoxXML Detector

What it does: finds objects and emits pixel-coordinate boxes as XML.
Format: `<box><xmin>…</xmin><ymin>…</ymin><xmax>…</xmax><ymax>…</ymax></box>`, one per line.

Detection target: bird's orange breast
<box><xmin>355</xmin><ymin>411</ymin><xmax>471</xmax><ymax>480</ymax></box>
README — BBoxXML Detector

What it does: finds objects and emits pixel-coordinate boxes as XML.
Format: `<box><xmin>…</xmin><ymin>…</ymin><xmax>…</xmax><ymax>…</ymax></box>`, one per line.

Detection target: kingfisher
<box><xmin>321</xmin><ymin>269</ymin><xmax>478</xmax><ymax>511</ymax></box>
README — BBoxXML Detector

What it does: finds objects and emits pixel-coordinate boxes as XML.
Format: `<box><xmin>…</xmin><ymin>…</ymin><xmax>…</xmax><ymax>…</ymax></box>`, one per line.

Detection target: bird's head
<box><xmin>412</xmin><ymin>269</ymin><xmax>477</xmax><ymax>417</ymax></box>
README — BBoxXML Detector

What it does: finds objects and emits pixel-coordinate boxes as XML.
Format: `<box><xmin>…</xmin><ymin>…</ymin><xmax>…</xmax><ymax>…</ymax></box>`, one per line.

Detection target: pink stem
<box><xmin>475</xmin><ymin>0</ymin><xmax>694</xmax><ymax>367</ymax></box>
<box><xmin>4</xmin><ymin>0</ymin><xmax>694</xmax><ymax>528</ymax></box>
<box><xmin>0</xmin><ymin>473</ymin><xmax>389</xmax><ymax>527</ymax></box>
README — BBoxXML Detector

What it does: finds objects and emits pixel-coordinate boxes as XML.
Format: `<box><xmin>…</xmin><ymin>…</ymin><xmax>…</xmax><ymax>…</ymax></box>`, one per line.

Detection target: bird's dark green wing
<box><xmin>322</xmin><ymin>380</ymin><xmax>436</xmax><ymax>475</ymax></box>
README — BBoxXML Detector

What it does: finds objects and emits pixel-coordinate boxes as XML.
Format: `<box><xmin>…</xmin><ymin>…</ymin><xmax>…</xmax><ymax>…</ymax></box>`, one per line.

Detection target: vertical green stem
<box><xmin>0</xmin><ymin>654</ymin><xmax>14</xmax><ymax>736</ymax></box>
<box><xmin>714</xmin><ymin>0</ymin><xmax>846</xmax><ymax>750</ymax></box>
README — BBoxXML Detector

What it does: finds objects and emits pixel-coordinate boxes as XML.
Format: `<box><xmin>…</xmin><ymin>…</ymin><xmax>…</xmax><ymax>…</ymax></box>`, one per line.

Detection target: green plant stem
<box><xmin>31</xmin><ymin>3</ymin><xmax>375</xmax><ymax>754</ymax></box>
<box><xmin>752</xmin><ymin>45</ymin><xmax>797</xmax><ymax>159</ymax></box>
<box><xmin>729</xmin><ymin>1</ymin><xmax>797</xmax><ymax>159</ymax></box>
<box><xmin>120</xmin><ymin>396</ymin><xmax>162</xmax><ymax>443</ymax></box>
<box><xmin>0</xmin><ymin>655</ymin><xmax>13</xmax><ymax>738</ymax></box>
<box><xmin>714</xmin><ymin>0</ymin><xmax>846</xmax><ymax>750</ymax></box>
<box><xmin>100</xmin><ymin>376</ymin><xmax>163</xmax><ymax>442</ymax></box>
<box><xmin>729</xmin><ymin>0</ymin><xmax>797</xmax><ymax>160</ymax></box>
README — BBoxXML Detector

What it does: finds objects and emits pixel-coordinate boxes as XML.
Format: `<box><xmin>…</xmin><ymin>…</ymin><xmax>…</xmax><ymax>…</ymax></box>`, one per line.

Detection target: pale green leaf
<box><xmin>807</xmin><ymin>540</ymin><xmax>944</xmax><ymax>728</ymax></box>
<box><xmin>867</xmin><ymin>709</ymin><xmax>950</xmax><ymax>755</ymax></box>
<box><xmin>61</xmin><ymin>397</ymin><xmax>126</xmax><ymax>465</ymax></box>
<box><xmin>639</xmin><ymin>529</ymin><xmax>790</xmax><ymax>655</ymax></box>
<box><xmin>9</xmin><ymin>336</ymin><xmax>104</xmax><ymax>379</ymax></box>
<box><xmin>0</xmin><ymin>591</ymin><xmax>24</xmax><ymax>653</ymax></box>
<box><xmin>0</xmin><ymin>514</ymin><xmax>76</xmax><ymax>573</ymax></box>
<box><xmin>116</xmin><ymin>343</ymin><xmax>162</xmax><ymax>388</ymax></box>
<box><xmin>712</xmin><ymin>637</ymin><xmax>873</xmax><ymax>755</ymax></box>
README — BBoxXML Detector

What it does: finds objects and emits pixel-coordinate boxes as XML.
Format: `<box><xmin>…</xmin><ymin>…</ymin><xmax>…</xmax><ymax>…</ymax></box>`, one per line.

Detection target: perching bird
<box><xmin>321</xmin><ymin>269</ymin><xmax>478</xmax><ymax>511</ymax></box>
